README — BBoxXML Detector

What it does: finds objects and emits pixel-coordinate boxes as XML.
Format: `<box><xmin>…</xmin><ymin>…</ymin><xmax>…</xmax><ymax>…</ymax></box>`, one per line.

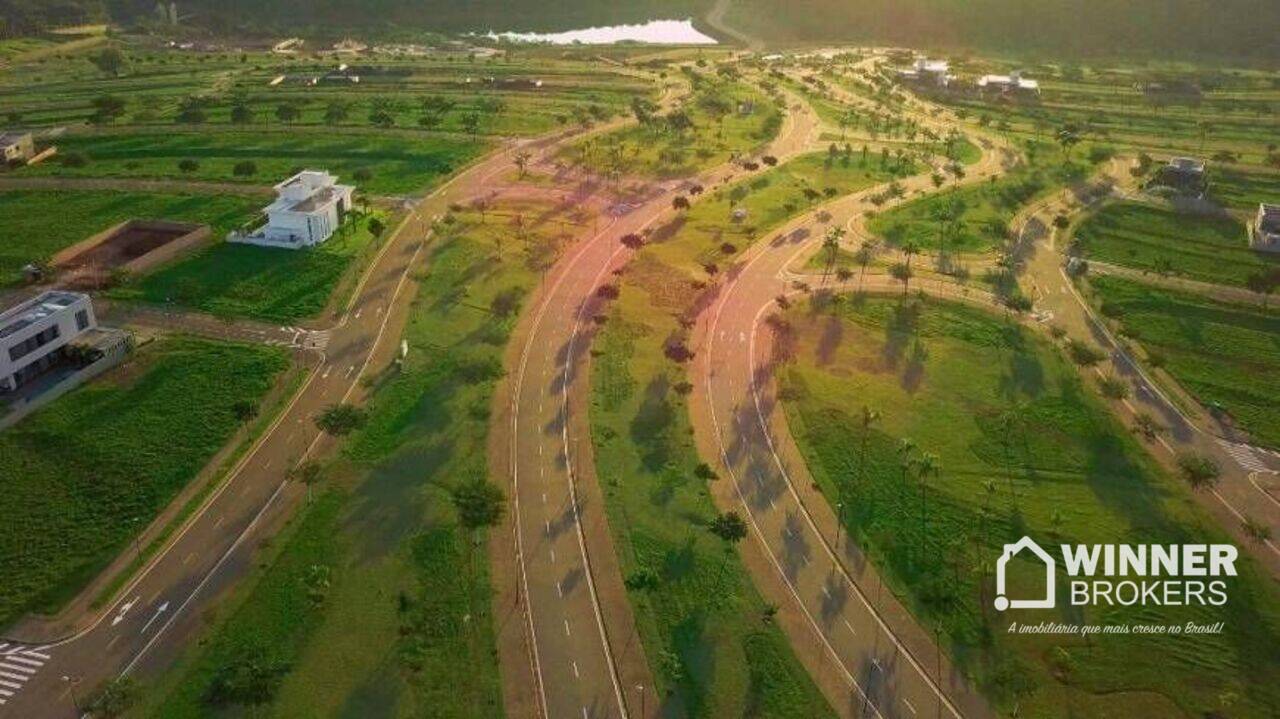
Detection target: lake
<box><xmin>487</xmin><ymin>19</ymin><xmax>717</xmax><ymax>45</ymax></box>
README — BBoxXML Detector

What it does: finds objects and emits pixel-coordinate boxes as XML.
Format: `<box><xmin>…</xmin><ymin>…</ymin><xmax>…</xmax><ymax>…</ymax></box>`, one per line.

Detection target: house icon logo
<box><xmin>994</xmin><ymin>536</ymin><xmax>1056</xmax><ymax>611</ymax></box>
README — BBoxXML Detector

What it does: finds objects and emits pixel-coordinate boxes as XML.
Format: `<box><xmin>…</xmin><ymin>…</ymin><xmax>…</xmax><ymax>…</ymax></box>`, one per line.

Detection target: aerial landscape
<box><xmin>0</xmin><ymin>0</ymin><xmax>1277</xmax><ymax>717</ymax></box>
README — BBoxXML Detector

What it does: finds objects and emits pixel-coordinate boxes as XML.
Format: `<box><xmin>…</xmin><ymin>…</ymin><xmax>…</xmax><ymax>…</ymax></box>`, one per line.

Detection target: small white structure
<box><xmin>977</xmin><ymin>71</ymin><xmax>1040</xmax><ymax>94</ymax></box>
<box><xmin>230</xmin><ymin>170</ymin><xmax>355</xmax><ymax>249</ymax></box>
<box><xmin>1</xmin><ymin>131</ymin><xmax>35</xmax><ymax>164</ymax></box>
<box><xmin>897</xmin><ymin>58</ymin><xmax>951</xmax><ymax>87</ymax></box>
<box><xmin>1</xmin><ymin>291</ymin><xmax>96</xmax><ymax>392</ymax></box>
<box><xmin>1251</xmin><ymin>204</ymin><xmax>1280</xmax><ymax>253</ymax></box>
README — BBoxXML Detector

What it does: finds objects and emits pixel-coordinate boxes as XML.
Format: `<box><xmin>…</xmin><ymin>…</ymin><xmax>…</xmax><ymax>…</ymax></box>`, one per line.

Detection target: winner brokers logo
<box><xmin>994</xmin><ymin>536</ymin><xmax>1237</xmax><ymax>611</ymax></box>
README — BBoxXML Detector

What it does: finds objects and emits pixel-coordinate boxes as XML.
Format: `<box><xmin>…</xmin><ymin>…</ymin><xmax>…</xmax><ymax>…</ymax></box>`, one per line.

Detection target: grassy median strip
<box><xmin>0</xmin><ymin>337</ymin><xmax>289</xmax><ymax>628</ymax></box>
<box><xmin>1088</xmin><ymin>274</ymin><xmax>1280</xmax><ymax>449</ymax></box>
<box><xmin>140</xmin><ymin>201</ymin><xmax>577</xmax><ymax>716</ymax></box>
<box><xmin>775</xmin><ymin>294</ymin><xmax>1280</xmax><ymax>717</ymax></box>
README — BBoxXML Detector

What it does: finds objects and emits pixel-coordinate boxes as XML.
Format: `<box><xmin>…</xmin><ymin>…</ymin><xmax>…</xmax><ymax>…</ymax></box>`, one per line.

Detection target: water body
<box><xmin>487</xmin><ymin>19</ymin><xmax>717</xmax><ymax>45</ymax></box>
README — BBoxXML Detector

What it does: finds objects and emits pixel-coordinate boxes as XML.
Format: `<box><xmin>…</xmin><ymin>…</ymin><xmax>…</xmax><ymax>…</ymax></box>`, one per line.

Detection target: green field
<box><xmin>567</xmin><ymin>76</ymin><xmax>780</xmax><ymax>179</ymax></box>
<box><xmin>590</xmin><ymin>255</ymin><xmax>836</xmax><ymax>717</ymax></box>
<box><xmin>1090</xmin><ymin>275</ymin><xmax>1280</xmax><ymax>449</ymax></box>
<box><xmin>140</xmin><ymin>201</ymin><xmax>574</xmax><ymax>717</ymax></box>
<box><xmin>18</xmin><ymin>131</ymin><xmax>484</xmax><ymax>195</ymax></box>
<box><xmin>647</xmin><ymin>150</ymin><xmax>912</xmax><ymax>274</ymax></box>
<box><xmin>1210</xmin><ymin>168</ymin><xmax>1280</xmax><ymax>211</ymax></box>
<box><xmin>868</xmin><ymin>154</ymin><xmax>1086</xmax><ymax>255</ymax></box>
<box><xmin>0</xmin><ymin>338</ymin><xmax>289</xmax><ymax>627</ymax></box>
<box><xmin>1073</xmin><ymin>201</ymin><xmax>1278</xmax><ymax>287</ymax></box>
<box><xmin>776</xmin><ymin>295</ymin><xmax>1280</xmax><ymax>716</ymax></box>
<box><xmin>108</xmin><ymin>212</ymin><xmax>386</xmax><ymax>322</ymax></box>
<box><xmin>0</xmin><ymin>189</ymin><xmax>260</xmax><ymax>287</ymax></box>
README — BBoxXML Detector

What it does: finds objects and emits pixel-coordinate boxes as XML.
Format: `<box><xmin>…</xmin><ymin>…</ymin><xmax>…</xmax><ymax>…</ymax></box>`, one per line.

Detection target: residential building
<box><xmin>0</xmin><ymin>291</ymin><xmax>97</xmax><ymax>392</ymax></box>
<box><xmin>1251</xmin><ymin>204</ymin><xmax>1280</xmax><ymax>253</ymax></box>
<box><xmin>1151</xmin><ymin>157</ymin><xmax>1208</xmax><ymax>196</ymax></box>
<box><xmin>897</xmin><ymin>57</ymin><xmax>951</xmax><ymax>87</ymax></box>
<box><xmin>229</xmin><ymin>170</ymin><xmax>355</xmax><ymax>249</ymax></box>
<box><xmin>1</xmin><ymin>131</ymin><xmax>35</xmax><ymax>164</ymax></box>
<box><xmin>977</xmin><ymin>71</ymin><xmax>1040</xmax><ymax>95</ymax></box>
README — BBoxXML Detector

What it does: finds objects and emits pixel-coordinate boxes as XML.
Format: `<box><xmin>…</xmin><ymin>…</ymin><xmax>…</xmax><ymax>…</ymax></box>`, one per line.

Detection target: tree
<box><xmin>230</xmin><ymin>102</ymin><xmax>254</xmax><ymax>124</ymax></box>
<box><xmin>1242</xmin><ymin>516</ymin><xmax>1272</xmax><ymax>544</ymax></box>
<box><xmin>367</xmin><ymin>217</ymin><xmax>386</xmax><ymax>238</ymax></box>
<box><xmin>890</xmin><ymin>261</ymin><xmax>913</xmax><ymax>295</ymax></box>
<box><xmin>90</xmin><ymin>47</ymin><xmax>126</xmax><ymax>77</ymax></box>
<box><xmin>315</xmin><ymin>403</ymin><xmax>366</xmax><ymax>436</ymax></box>
<box><xmin>620</xmin><ymin>233</ymin><xmax>644</xmax><ymax>249</ymax></box>
<box><xmin>178</xmin><ymin>158</ymin><xmax>199</xmax><ymax>173</ymax></box>
<box><xmin>854</xmin><ymin>239</ymin><xmax>877</xmax><ymax>291</ymax></box>
<box><xmin>913</xmin><ymin>451</ymin><xmax>941</xmax><ymax>560</ymax></box>
<box><xmin>672</xmin><ymin>195</ymin><xmax>691</xmax><ymax>212</ymax></box>
<box><xmin>290</xmin><ymin>460</ymin><xmax>322</xmax><ymax>502</ymax></box>
<box><xmin>90</xmin><ymin>94</ymin><xmax>126</xmax><ymax>123</ymax></box>
<box><xmin>1176</xmin><ymin>451</ymin><xmax>1220</xmax><ymax>491</ymax></box>
<box><xmin>452</xmin><ymin>478</ymin><xmax>506</xmax><ymax>530</ymax></box>
<box><xmin>858</xmin><ymin>405</ymin><xmax>880</xmax><ymax>488</ymax></box>
<box><xmin>821</xmin><ymin>227</ymin><xmax>845</xmax><ymax>283</ymax></box>
<box><xmin>460</xmin><ymin>112</ymin><xmax>481</xmax><ymax>137</ymax></box>
<box><xmin>323</xmin><ymin>100</ymin><xmax>349</xmax><ymax>125</ymax></box>
<box><xmin>709</xmin><ymin>511</ymin><xmax>748</xmax><ymax>544</ymax></box>
<box><xmin>206</xmin><ymin>654</ymin><xmax>289</xmax><ymax>707</ymax></box>
<box><xmin>513</xmin><ymin>149</ymin><xmax>532</xmax><ymax>178</ymax></box>
<box><xmin>233</xmin><ymin>160</ymin><xmax>257</xmax><ymax>177</ymax></box>
<box><xmin>274</xmin><ymin>102</ymin><xmax>301</xmax><ymax>123</ymax></box>
<box><xmin>1133</xmin><ymin>412</ymin><xmax>1165</xmax><ymax>441</ymax></box>
<box><xmin>232</xmin><ymin>398</ymin><xmax>258</xmax><ymax>423</ymax></box>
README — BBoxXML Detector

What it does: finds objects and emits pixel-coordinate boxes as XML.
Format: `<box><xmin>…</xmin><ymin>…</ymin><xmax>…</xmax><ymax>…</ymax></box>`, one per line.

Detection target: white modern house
<box><xmin>897</xmin><ymin>58</ymin><xmax>951</xmax><ymax>87</ymax></box>
<box><xmin>1</xmin><ymin>131</ymin><xmax>35</xmax><ymax>164</ymax></box>
<box><xmin>229</xmin><ymin>170</ymin><xmax>355</xmax><ymax>249</ymax></box>
<box><xmin>1251</xmin><ymin>204</ymin><xmax>1280</xmax><ymax>253</ymax></box>
<box><xmin>0</xmin><ymin>291</ymin><xmax>97</xmax><ymax>392</ymax></box>
<box><xmin>977</xmin><ymin>71</ymin><xmax>1040</xmax><ymax>95</ymax></box>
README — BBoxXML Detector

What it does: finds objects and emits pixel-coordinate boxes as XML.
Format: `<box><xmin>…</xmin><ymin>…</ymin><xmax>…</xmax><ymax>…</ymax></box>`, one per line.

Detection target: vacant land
<box><xmin>1090</xmin><ymin>275</ymin><xmax>1280</xmax><ymax>449</ymax></box>
<box><xmin>647</xmin><ymin>149</ymin><xmax>912</xmax><ymax>274</ymax></box>
<box><xmin>776</xmin><ymin>295</ymin><xmax>1280</xmax><ymax>716</ymax></box>
<box><xmin>868</xmin><ymin>152</ymin><xmax>1087</xmax><ymax>255</ymax></box>
<box><xmin>108</xmin><ymin>212</ymin><xmax>386</xmax><ymax>322</ymax></box>
<box><xmin>1073</xmin><ymin>201</ymin><xmax>1277</xmax><ymax>287</ymax></box>
<box><xmin>18</xmin><ymin>131</ymin><xmax>484</xmax><ymax>196</ymax></box>
<box><xmin>0</xmin><ymin>338</ymin><xmax>289</xmax><ymax>627</ymax></box>
<box><xmin>566</xmin><ymin>76</ymin><xmax>779</xmax><ymax>179</ymax></box>
<box><xmin>141</xmin><ymin>201</ymin><xmax>574</xmax><ymax>717</ymax></box>
<box><xmin>0</xmin><ymin>189</ymin><xmax>259</xmax><ymax>287</ymax></box>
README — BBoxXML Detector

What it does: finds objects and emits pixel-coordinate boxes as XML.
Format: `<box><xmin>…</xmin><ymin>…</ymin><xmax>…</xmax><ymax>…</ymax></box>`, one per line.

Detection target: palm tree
<box><xmin>854</xmin><ymin>239</ymin><xmax>877</xmax><ymax>291</ymax></box>
<box><xmin>858</xmin><ymin>406</ymin><xmax>880</xmax><ymax>489</ymax></box>
<box><xmin>513</xmin><ymin>150</ymin><xmax>532</xmax><ymax>179</ymax></box>
<box><xmin>913</xmin><ymin>452</ymin><xmax>941</xmax><ymax>560</ymax></box>
<box><xmin>821</xmin><ymin>227</ymin><xmax>846</xmax><ymax>284</ymax></box>
<box><xmin>902</xmin><ymin>241</ymin><xmax>920</xmax><ymax>272</ymax></box>
<box><xmin>890</xmin><ymin>261</ymin><xmax>913</xmax><ymax>295</ymax></box>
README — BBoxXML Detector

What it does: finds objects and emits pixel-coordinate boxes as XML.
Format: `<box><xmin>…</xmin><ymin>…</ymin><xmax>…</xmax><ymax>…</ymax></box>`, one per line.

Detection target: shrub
<box><xmin>61</xmin><ymin>152</ymin><xmax>88</xmax><ymax>167</ymax></box>
<box><xmin>1066</xmin><ymin>339</ymin><xmax>1105</xmax><ymax>366</ymax></box>
<box><xmin>315</xmin><ymin>403</ymin><xmax>366</xmax><ymax>436</ymax></box>
<box><xmin>1176</xmin><ymin>452</ymin><xmax>1220</xmax><ymax>491</ymax></box>
<box><xmin>178</xmin><ymin>158</ymin><xmax>199</xmax><ymax>173</ymax></box>
<box><xmin>232</xmin><ymin>160</ymin><xmax>257</xmax><ymax>176</ymax></box>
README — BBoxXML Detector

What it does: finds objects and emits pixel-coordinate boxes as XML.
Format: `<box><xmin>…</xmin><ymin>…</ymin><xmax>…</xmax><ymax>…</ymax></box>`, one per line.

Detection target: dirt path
<box><xmin>703</xmin><ymin>0</ymin><xmax>766</xmax><ymax>51</ymax></box>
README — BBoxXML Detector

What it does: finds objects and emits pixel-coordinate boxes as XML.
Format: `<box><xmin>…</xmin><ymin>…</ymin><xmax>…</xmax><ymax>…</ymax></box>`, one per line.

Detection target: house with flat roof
<box><xmin>897</xmin><ymin>57</ymin><xmax>951</xmax><ymax>87</ymax></box>
<box><xmin>1</xmin><ymin>291</ymin><xmax>98</xmax><ymax>392</ymax></box>
<box><xmin>1</xmin><ymin>131</ymin><xmax>35</xmax><ymax>164</ymax></box>
<box><xmin>1251</xmin><ymin>204</ymin><xmax>1280</xmax><ymax>253</ymax></box>
<box><xmin>977</xmin><ymin>71</ymin><xmax>1040</xmax><ymax>95</ymax></box>
<box><xmin>229</xmin><ymin>170</ymin><xmax>355</xmax><ymax>249</ymax></box>
<box><xmin>1150</xmin><ymin>157</ymin><xmax>1207</xmax><ymax>196</ymax></box>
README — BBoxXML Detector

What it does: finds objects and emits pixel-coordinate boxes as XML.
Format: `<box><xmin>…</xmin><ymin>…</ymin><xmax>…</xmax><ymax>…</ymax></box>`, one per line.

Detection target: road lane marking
<box><xmin>564</xmin><ymin>619</ymin><xmax>572</xmax><ymax>636</ymax></box>
<box><xmin>904</xmin><ymin>699</ymin><xmax>917</xmax><ymax>715</ymax></box>
<box><xmin>843</xmin><ymin>618</ymin><xmax>856</xmax><ymax>636</ymax></box>
<box><xmin>572</xmin><ymin>661</ymin><xmax>580</xmax><ymax>678</ymax></box>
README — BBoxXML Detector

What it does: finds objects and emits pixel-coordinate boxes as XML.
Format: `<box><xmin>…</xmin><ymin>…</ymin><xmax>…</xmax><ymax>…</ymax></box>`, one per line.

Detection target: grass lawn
<box><xmin>139</xmin><ymin>201</ymin><xmax>577</xmax><ymax>717</ymax></box>
<box><xmin>868</xmin><ymin>154</ymin><xmax>1088</xmax><ymax>255</ymax></box>
<box><xmin>565</xmin><ymin>77</ymin><xmax>780</xmax><ymax>179</ymax></box>
<box><xmin>1073</xmin><ymin>201</ymin><xmax>1278</xmax><ymax>287</ymax></box>
<box><xmin>0</xmin><ymin>189</ymin><xmax>260</xmax><ymax>287</ymax></box>
<box><xmin>1210</xmin><ymin>168</ymin><xmax>1280</xmax><ymax>211</ymax></box>
<box><xmin>776</xmin><ymin>295</ymin><xmax>1280</xmax><ymax>717</ymax></box>
<box><xmin>0</xmin><ymin>338</ymin><xmax>289</xmax><ymax>627</ymax></box>
<box><xmin>590</xmin><ymin>256</ymin><xmax>836</xmax><ymax>718</ymax></box>
<box><xmin>1089</xmin><ymin>275</ymin><xmax>1280</xmax><ymax>449</ymax></box>
<box><xmin>646</xmin><ymin>150</ymin><xmax>914</xmax><ymax>275</ymax></box>
<box><xmin>19</xmin><ymin>130</ymin><xmax>486</xmax><ymax>196</ymax></box>
<box><xmin>108</xmin><ymin>212</ymin><xmax>387</xmax><ymax>322</ymax></box>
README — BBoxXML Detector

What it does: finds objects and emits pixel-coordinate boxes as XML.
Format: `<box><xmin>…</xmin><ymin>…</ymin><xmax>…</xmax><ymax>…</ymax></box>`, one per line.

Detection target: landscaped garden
<box><xmin>0</xmin><ymin>189</ymin><xmax>260</xmax><ymax>287</ymax></box>
<box><xmin>1072</xmin><ymin>201</ymin><xmax>1277</xmax><ymax>287</ymax></box>
<box><xmin>139</xmin><ymin>200</ymin><xmax>575</xmax><ymax>717</ymax></box>
<box><xmin>108</xmin><ymin>211</ymin><xmax>389</xmax><ymax>322</ymax></box>
<box><xmin>774</xmin><ymin>294</ymin><xmax>1280</xmax><ymax>717</ymax></box>
<box><xmin>1089</xmin><ymin>275</ymin><xmax>1280</xmax><ymax>449</ymax></box>
<box><xmin>0</xmin><ymin>337</ymin><xmax>290</xmax><ymax>628</ymax></box>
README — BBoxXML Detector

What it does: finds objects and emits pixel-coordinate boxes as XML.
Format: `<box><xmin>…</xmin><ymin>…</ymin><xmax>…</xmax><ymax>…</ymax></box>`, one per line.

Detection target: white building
<box><xmin>1</xmin><ymin>131</ymin><xmax>35</xmax><ymax>164</ymax></box>
<box><xmin>230</xmin><ymin>170</ymin><xmax>355</xmax><ymax>249</ymax></box>
<box><xmin>897</xmin><ymin>58</ymin><xmax>951</xmax><ymax>87</ymax></box>
<box><xmin>1251</xmin><ymin>204</ymin><xmax>1280</xmax><ymax>253</ymax></box>
<box><xmin>0</xmin><ymin>291</ymin><xmax>97</xmax><ymax>392</ymax></box>
<box><xmin>977</xmin><ymin>71</ymin><xmax>1040</xmax><ymax>94</ymax></box>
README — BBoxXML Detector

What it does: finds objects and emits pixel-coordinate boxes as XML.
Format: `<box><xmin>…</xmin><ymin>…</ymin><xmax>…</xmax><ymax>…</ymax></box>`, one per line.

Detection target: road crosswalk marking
<box><xmin>1217</xmin><ymin>439</ymin><xmax>1268</xmax><ymax>472</ymax></box>
<box><xmin>0</xmin><ymin>644</ymin><xmax>51</xmax><ymax>706</ymax></box>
